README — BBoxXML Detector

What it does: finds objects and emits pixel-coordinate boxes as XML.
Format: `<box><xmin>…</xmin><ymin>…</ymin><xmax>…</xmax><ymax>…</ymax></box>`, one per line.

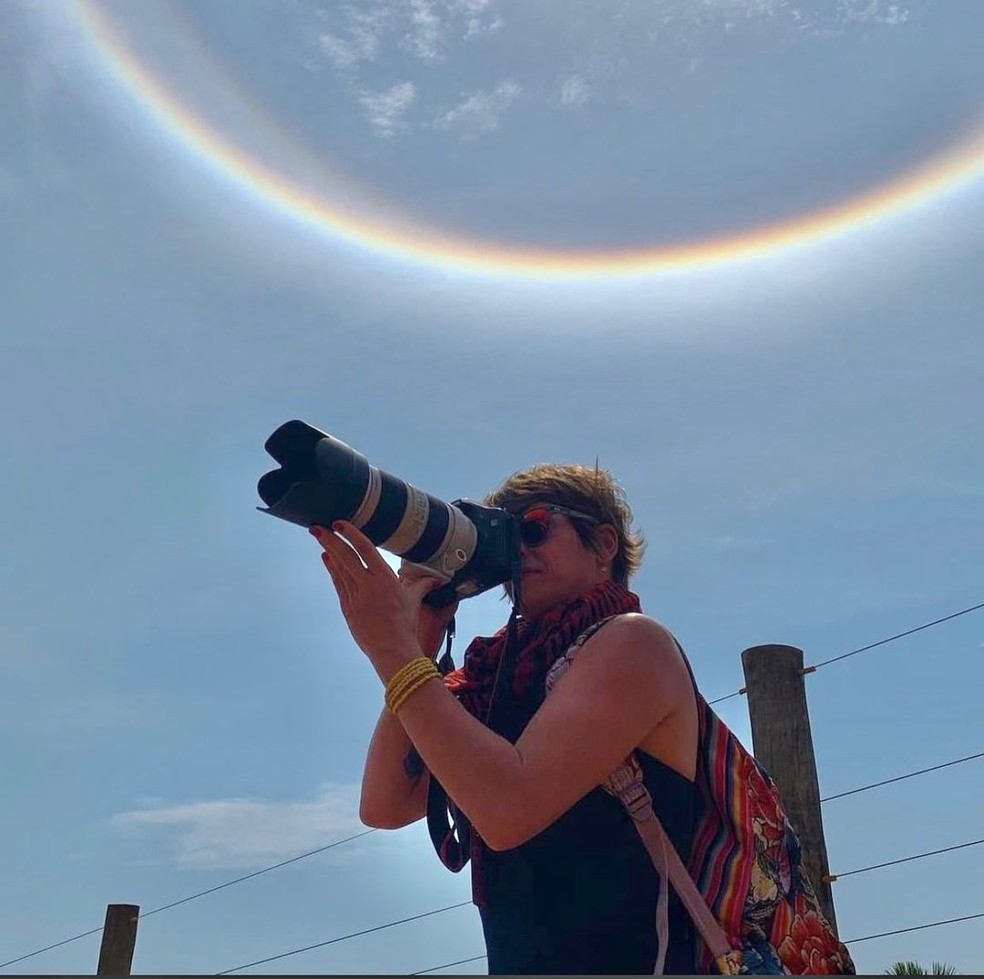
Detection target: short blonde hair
<box><xmin>484</xmin><ymin>463</ymin><xmax>645</xmax><ymax>585</ymax></box>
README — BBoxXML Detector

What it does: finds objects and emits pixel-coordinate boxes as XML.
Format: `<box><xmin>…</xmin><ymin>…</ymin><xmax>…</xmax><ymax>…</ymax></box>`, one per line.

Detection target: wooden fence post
<box><xmin>97</xmin><ymin>903</ymin><xmax>139</xmax><ymax>975</ymax></box>
<box><xmin>740</xmin><ymin>644</ymin><xmax>838</xmax><ymax>934</ymax></box>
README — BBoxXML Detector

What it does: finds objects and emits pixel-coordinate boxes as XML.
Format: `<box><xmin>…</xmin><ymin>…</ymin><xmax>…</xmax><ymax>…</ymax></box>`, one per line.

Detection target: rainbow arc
<box><xmin>72</xmin><ymin>1</ymin><xmax>984</xmax><ymax>279</ymax></box>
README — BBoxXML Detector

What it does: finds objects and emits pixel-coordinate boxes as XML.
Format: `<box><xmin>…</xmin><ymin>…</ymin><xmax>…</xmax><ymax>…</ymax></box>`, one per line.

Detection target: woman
<box><xmin>310</xmin><ymin>463</ymin><xmax>699</xmax><ymax>974</ymax></box>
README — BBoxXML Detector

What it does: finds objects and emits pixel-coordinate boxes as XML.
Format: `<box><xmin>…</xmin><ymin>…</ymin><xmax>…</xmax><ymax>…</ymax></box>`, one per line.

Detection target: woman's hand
<box><xmin>397</xmin><ymin>561</ymin><xmax>459</xmax><ymax>659</ymax></box>
<box><xmin>310</xmin><ymin>521</ymin><xmax>450</xmax><ymax>680</ymax></box>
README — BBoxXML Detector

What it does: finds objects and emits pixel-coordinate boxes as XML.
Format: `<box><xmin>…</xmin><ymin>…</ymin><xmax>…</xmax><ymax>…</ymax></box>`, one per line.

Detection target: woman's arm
<box><xmin>358</xmin><ymin>558</ymin><xmax>455</xmax><ymax>830</ymax></box>
<box><xmin>314</xmin><ymin>523</ymin><xmax>690</xmax><ymax>852</ymax></box>
<box><xmin>360</xmin><ymin>706</ymin><xmax>429</xmax><ymax>829</ymax></box>
<box><xmin>393</xmin><ymin>613</ymin><xmax>690</xmax><ymax>851</ymax></box>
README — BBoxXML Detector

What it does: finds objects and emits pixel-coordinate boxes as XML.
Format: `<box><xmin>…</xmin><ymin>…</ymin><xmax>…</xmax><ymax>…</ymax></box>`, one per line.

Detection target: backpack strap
<box><xmin>550</xmin><ymin>618</ymin><xmax>743</xmax><ymax>976</ymax></box>
<box><xmin>606</xmin><ymin>763</ymin><xmax>742</xmax><ymax>975</ymax></box>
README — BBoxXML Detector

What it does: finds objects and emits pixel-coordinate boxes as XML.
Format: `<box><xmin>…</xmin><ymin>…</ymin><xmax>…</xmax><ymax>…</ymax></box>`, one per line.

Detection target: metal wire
<box><xmin>811</xmin><ymin>600</ymin><xmax>984</xmax><ymax>670</ymax></box>
<box><xmin>0</xmin><ymin>828</ymin><xmax>377</xmax><ymax>971</ymax></box>
<box><xmin>215</xmin><ymin>901</ymin><xmax>471</xmax><ymax>975</ymax></box>
<box><xmin>411</xmin><ymin>911</ymin><xmax>984</xmax><ymax>973</ymax></box>
<box><xmin>825</xmin><ymin>838</ymin><xmax>984</xmax><ymax>881</ymax></box>
<box><xmin>821</xmin><ymin>751</ymin><xmax>983</xmax><ymax>802</ymax></box>
<box><xmin>844</xmin><ymin>911</ymin><xmax>984</xmax><ymax>945</ymax></box>
<box><xmin>412</xmin><ymin>953</ymin><xmax>487</xmax><ymax>975</ymax></box>
<box><xmin>705</xmin><ymin>599</ymin><xmax>984</xmax><ymax>703</ymax></box>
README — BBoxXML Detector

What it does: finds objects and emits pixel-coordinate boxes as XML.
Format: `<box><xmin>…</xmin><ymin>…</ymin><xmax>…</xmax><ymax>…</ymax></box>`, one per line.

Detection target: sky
<box><xmin>1</xmin><ymin>0</ymin><xmax>982</xmax><ymax>974</ymax></box>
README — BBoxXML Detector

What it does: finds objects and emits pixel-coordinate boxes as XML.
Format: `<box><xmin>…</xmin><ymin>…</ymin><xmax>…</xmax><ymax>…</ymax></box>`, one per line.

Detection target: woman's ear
<box><xmin>597</xmin><ymin>524</ymin><xmax>619</xmax><ymax>564</ymax></box>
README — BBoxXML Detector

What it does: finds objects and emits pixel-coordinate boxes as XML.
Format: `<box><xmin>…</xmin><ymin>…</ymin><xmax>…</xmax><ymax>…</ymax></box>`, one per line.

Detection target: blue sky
<box><xmin>2</xmin><ymin>0</ymin><xmax>982</xmax><ymax>974</ymax></box>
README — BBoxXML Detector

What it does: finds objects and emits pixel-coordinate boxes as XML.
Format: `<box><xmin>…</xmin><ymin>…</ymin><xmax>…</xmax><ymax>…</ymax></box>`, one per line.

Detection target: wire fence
<box><xmin>707</xmin><ymin>599</ymin><xmax>984</xmax><ymax>704</ymax></box>
<box><xmin>820</xmin><ymin>751</ymin><xmax>984</xmax><ymax>802</ymax></box>
<box><xmin>0</xmin><ymin>830</ymin><xmax>379</xmax><ymax>971</ymax></box>
<box><xmin>411</xmin><ymin>912</ymin><xmax>984</xmax><ymax>975</ymax></box>
<box><xmin>215</xmin><ymin>902</ymin><xmax>472</xmax><ymax>975</ymax></box>
<box><xmin>823</xmin><ymin>838</ymin><xmax>984</xmax><ymax>882</ymax></box>
<box><xmin>3</xmin><ymin>600</ymin><xmax>981</xmax><ymax>974</ymax></box>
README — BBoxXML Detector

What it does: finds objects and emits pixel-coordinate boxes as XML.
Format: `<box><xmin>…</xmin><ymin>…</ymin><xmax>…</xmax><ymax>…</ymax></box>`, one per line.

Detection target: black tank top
<box><xmin>477</xmin><ymin>690</ymin><xmax>697</xmax><ymax>975</ymax></box>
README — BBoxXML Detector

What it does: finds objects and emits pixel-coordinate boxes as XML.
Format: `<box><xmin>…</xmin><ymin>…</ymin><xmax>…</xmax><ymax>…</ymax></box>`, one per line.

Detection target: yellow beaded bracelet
<box><xmin>388</xmin><ymin>671</ymin><xmax>439</xmax><ymax>714</ymax></box>
<box><xmin>385</xmin><ymin>657</ymin><xmax>434</xmax><ymax>704</ymax></box>
<box><xmin>386</xmin><ymin>660</ymin><xmax>439</xmax><ymax>714</ymax></box>
<box><xmin>385</xmin><ymin>657</ymin><xmax>440</xmax><ymax>714</ymax></box>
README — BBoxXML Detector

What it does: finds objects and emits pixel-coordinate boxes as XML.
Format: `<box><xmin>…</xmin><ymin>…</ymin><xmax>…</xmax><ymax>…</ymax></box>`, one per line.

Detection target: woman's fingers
<box><xmin>321</xmin><ymin>547</ymin><xmax>354</xmax><ymax>589</ymax></box>
<box><xmin>398</xmin><ymin>560</ymin><xmax>449</xmax><ymax>587</ymax></box>
<box><xmin>329</xmin><ymin>521</ymin><xmax>393</xmax><ymax>576</ymax></box>
<box><xmin>311</xmin><ymin>526</ymin><xmax>359</xmax><ymax>607</ymax></box>
<box><xmin>320</xmin><ymin>551</ymin><xmax>354</xmax><ymax>613</ymax></box>
<box><xmin>308</xmin><ymin>522</ymin><xmax>435</xmax><ymax>665</ymax></box>
<box><xmin>405</xmin><ymin>573</ymin><xmax>445</xmax><ymax>606</ymax></box>
<box><xmin>311</xmin><ymin>524</ymin><xmax>362</xmax><ymax>572</ymax></box>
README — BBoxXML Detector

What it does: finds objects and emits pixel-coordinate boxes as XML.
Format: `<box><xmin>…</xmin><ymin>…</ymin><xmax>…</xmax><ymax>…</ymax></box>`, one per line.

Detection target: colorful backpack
<box><xmin>548</xmin><ymin>618</ymin><xmax>856</xmax><ymax>975</ymax></box>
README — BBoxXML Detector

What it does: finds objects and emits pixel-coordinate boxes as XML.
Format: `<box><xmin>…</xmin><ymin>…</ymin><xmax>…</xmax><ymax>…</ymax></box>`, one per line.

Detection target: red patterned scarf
<box><xmin>443</xmin><ymin>579</ymin><xmax>641</xmax><ymax>721</ymax></box>
<box><xmin>429</xmin><ymin>580</ymin><xmax>642</xmax><ymax>905</ymax></box>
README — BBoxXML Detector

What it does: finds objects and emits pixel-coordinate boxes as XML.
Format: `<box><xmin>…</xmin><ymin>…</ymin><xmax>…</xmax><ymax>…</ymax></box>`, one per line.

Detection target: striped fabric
<box><xmin>426</xmin><ymin>587</ymin><xmax>856</xmax><ymax>974</ymax></box>
<box><xmin>686</xmin><ymin>683</ymin><xmax>856</xmax><ymax>974</ymax></box>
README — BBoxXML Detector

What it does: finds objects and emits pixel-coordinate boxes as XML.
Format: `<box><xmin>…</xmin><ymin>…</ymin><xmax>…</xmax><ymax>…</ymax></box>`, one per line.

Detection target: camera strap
<box><xmin>424</xmin><ymin>605</ymin><xmax>520</xmax><ymax>876</ymax></box>
<box><xmin>436</xmin><ymin>616</ymin><xmax>456</xmax><ymax>676</ymax></box>
<box><xmin>426</xmin><ymin>774</ymin><xmax>472</xmax><ymax>873</ymax></box>
<box><xmin>425</xmin><ymin>571</ymin><xmax>522</xmax><ymax>876</ymax></box>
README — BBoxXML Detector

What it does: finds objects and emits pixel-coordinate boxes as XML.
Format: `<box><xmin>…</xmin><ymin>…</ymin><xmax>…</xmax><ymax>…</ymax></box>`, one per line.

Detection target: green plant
<box><xmin>884</xmin><ymin>962</ymin><xmax>957</xmax><ymax>975</ymax></box>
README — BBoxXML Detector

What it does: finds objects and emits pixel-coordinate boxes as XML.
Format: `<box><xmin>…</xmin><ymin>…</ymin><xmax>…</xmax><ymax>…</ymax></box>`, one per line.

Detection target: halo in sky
<box><xmin>70</xmin><ymin>0</ymin><xmax>984</xmax><ymax>280</ymax></box>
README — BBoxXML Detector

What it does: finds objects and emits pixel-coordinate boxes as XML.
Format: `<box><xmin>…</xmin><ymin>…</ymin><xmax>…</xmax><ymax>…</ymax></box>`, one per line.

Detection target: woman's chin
<box><xmin>518</xmin><ymin>585</ymin><xmax>555</xmax><ymax>619</ymax></box>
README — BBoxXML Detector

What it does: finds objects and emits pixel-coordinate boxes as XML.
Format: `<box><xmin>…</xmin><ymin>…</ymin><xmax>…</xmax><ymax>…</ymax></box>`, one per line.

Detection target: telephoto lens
<box><xmin>257</xmin><ymin>420</ymin><xmax>520</xmax><ymax>606</ymax></box>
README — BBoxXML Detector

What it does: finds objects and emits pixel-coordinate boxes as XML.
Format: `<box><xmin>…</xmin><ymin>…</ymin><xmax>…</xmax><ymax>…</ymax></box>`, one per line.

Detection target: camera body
<box><xmin>417</xmin><ymin>499</ymin><xmax>520</xmax><ymax>607</ymax></box>
<box><xmin>257</xmin><ymin>420</ymin><xmax>521</xmax><ymax>607</ymax></box>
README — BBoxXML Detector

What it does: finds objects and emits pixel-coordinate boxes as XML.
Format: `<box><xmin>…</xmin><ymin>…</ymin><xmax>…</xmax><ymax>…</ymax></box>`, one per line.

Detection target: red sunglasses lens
<box><xmin>519</xmin><ymin>509</ymin><xmax>551</xmax><ymax>547</ymax></box>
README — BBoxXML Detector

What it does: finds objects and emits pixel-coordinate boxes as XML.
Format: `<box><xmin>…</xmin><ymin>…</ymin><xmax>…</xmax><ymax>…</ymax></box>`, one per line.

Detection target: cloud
<box><xmin>311</xmin><ymin>0</ymin><xmax>912</xmax><ymax>137</ymax></box>
<box><xmin>458</xmin><ymin>0</ymin><xmax>502</xmax><ymax>40</ymax></box>
<box><xmin>399</xmin><ymin>0</ymin><xmax>501</xmax><ymax>61</ymax></box>
<box><xmin>837</xmin><ymin>0</ymin><xmax>910</xmax><ymax>27</ymax></box>
<box><xmin>111</xmin><ymin>784</ymin><xmax>367</xmax><ymax>870</ymax></box>
<box><xmin>318</xmin><ymin>31</ymin><xmax>376</xmax><ymax>71</ymax></box>
<box><xmin>560</xmin><ymin>74</ymin><xmax>591</xmax><ymax>107</ymax></box>
<box><xmin>402</xmin><ymin>0</ymin><xmax>444</xmax><ymax>62</ymax></box>
<box><xmin>434</xmin><ymin>81</ymin><xmax>521</xmax><ymax>138</ymax></box>
<box><xmin>358</xmin><ymin>81</ymin><xmax>417</xmax><ymax>137</ymax></box>
<box><xmin>451</xmin><ymin>0</ymin><xmax>493</xmax><ymax>12</ymax></box>
<box><xmin>318</xmin><ymin>5</ymin><xmax>390</xmax><ymax>70</ymax></box>
<box><xmin>318</xmin><ymin>0</ymin><xmax>503</xmax><ymax>73</ymax></box>
<box><xmin>464</xmin><ymin>14</ymin><xmax>503</xmax><ymax>39</ymax></box>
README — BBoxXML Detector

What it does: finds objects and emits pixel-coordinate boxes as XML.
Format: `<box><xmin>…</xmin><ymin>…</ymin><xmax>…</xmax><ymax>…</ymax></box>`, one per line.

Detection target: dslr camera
<box><xmin>257</xmin><ymin>420</ymin><xmax>521</xmax><ymax>607</ymax></box>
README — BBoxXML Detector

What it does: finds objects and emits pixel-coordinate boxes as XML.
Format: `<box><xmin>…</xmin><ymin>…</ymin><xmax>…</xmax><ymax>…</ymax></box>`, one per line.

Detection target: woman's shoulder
<box><xmin>598</xmin><ymin>611</ymin><xmax>679</xmax><ymax>650</ymax></box>
<box><xmin>564</xmin><ymin>612</ymin><xmax>682</xmax><ymax>679</ymax></box>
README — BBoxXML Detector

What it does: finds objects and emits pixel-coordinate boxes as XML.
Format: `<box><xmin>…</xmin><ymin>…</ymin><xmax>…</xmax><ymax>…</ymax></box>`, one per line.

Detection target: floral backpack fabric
<box><xmin>553</xmin><ymin>617</ymin><xmax>856</xmax><ymax>975</ymax></box>
<box><xmin>687</xmin><ymin>685</ymin><xmax>855</xmax><ymax>974</ymax></box>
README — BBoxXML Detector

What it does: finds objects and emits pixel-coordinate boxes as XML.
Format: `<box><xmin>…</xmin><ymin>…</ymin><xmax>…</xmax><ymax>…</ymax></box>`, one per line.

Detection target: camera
<box><xmin>257</xmin><ymin>420</ymin><xmax>521</xmax><ymax>607</ymax></box>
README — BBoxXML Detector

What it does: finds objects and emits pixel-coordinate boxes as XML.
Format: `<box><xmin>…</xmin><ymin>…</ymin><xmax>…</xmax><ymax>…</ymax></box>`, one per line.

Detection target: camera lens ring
<box><xmin>382</xmin><ymin>484</ymin><xmax>431</xmax><ymax>555</ymax></box>
<box><xmin>350</xmin><ymin>466</ymin><xmax>382</xmax><ymax>530</ymax></box>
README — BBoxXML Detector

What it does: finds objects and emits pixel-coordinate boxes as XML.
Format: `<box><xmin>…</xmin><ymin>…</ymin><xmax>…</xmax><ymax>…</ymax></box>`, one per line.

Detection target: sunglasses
<box><xmin>518</xmin><ymin>505</ymin><xmax>599</xmax><ymax>548</ymax></box>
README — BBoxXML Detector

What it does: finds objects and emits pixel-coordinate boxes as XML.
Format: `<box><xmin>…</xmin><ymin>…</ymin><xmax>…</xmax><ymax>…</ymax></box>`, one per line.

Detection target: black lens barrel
<box><xmin>258</xmin><ymin>420</ymin><xmax>517</xmax><ymax>606</ymax></box>
<box><xmin>259</xmin><ymin>421</ymin><xmax>454</xmax><ymax>560</ymax></box>
<box><xmin>362</xmin><ymin>472</ymin><xmax>408</xmax><ymax>545</ymax></box>
<box><xmin>403</xmin><ymin>498</ymin><xmax>450</xmax><ymax>563</ymax></box>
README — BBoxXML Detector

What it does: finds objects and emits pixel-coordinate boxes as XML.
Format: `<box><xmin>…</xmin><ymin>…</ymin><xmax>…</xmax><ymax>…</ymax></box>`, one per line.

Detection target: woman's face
<box><xmin>514</xmin><ymin>508</ymin><xmax>617</xmax><ymax>619</ymax></box>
